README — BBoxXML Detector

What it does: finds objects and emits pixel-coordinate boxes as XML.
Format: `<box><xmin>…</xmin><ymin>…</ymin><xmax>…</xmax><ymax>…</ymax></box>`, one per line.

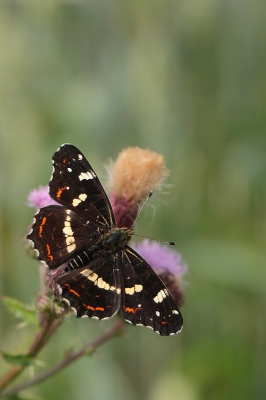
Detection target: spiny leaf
<box><xmin>1</xmin><ymin>296</ymin><xmax>38</xmax><ymax>326</ymax></box>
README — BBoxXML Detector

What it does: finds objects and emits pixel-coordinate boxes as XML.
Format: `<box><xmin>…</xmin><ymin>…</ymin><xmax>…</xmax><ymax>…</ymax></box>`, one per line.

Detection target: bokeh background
<box><xmin>1</xmin><ymin>1</ymin><xmax>266</xmax><ymax>399</ymax></box>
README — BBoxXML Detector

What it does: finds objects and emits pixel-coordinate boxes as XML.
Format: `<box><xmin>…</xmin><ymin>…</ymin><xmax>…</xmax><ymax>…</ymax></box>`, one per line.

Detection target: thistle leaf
<box><xmin>1</xmin><ymin>296</ymin><xmax>38</xmax><ymax>326</ymax></box>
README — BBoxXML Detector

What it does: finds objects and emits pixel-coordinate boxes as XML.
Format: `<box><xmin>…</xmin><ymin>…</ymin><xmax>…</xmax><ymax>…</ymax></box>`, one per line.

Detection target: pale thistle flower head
<box><xmin>107</xmin><ymin>147</ymin><xmax>169</xmax><ymax>228</ymax></box>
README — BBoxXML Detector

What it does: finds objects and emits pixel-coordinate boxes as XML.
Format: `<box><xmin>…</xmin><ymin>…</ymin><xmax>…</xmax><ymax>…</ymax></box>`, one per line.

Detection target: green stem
<box><xmin>0</xmin><ymin>310</ymin><xmax>62</xmax><ymax>395</ymax></box>
<box><xmin>1</xmin><ymin>319</ymin><xmax>125</xmax><ymax>398</ymax></box>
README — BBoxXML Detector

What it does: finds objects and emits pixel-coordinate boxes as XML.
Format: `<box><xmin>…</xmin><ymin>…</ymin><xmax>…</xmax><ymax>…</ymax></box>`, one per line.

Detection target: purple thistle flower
<box><xmin>131</xmin><ymin>239</ymin><xmax>187</xmax><ymax>277</ymax></box>
<box><xmin>27</xmin><ymin>186</ymin><xmax>59</xmax><ymax>209</ymax></box>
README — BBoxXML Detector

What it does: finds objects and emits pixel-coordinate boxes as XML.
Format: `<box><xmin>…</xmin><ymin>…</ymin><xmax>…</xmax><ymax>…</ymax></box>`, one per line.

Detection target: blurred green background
<box><xmin>1</xmin><ymin>1</ymin><xmax>266</xmax><ymax>399</ymax></box>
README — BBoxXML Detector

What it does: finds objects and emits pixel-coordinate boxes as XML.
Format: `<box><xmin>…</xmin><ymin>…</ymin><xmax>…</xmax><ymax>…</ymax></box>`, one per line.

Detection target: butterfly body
<box><xmin>99</xmin><ymin>226</ymin><xmax>133</xmax><ymax>249</ymax></box>
<box><xmin>63</xmin><ymin>226</ymin><xmax>133</xmax><ymax>272</ymax></box>
<box><xmin>27</xmin><ymin>144</ymin><xmax>183</xmax><ymax>336</ymax></box>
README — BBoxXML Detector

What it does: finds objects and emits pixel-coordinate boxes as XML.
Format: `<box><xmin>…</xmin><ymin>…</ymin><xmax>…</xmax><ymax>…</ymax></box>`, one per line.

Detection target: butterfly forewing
<box><xmin>55</xmin><ymin>256</ymin><xmax>121</xmax><ymax>319</ymax></box>
<box><xmin>49</xmin><ymin>144</ymin><xmax>115</xmax><ymax>227</ymax></box>
<box><xmin>121</xmin><ymin>247</ymin><xmax>183</xmax><ymax>336</ymax></box>
<box><xmin>27</xmin><ymin>205</ymin><xmax>106</xmax><ymax>269</ymax></box>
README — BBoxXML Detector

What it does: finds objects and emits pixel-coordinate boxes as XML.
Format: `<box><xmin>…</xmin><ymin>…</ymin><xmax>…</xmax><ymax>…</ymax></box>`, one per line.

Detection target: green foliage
<box><xmin>2</xmin><ymin>297</ymin><xmax>38</xmax><ymax>327</ymax></box>
<box><xmin>0</xmin><ymin>352</ymin><xmax>33</xmax><ymax>368</ymax></box>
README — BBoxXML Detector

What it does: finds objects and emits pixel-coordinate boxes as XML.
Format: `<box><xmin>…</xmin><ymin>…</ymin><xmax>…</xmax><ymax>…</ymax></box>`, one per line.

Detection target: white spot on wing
<box><xmin>172</xmin><ymin>309</ymin><xmax>179</xmax><ymax>315</ymax></box>
<box><xmin>80</xmin><ymin>269</ymin><xmax>98</xmax><ymax>281</ymax></box>
<box><xmin>72</xmin><ymin>198</ymin><xmax>81</xmax><ymax>207</ymax></box>
<box><xmin>40</xmin><ymin>260</ymin><xmax>49</xmax><ymax>268</ymax></box>
<box><xmin>63</xmin><ymin>225</ymin><xmax>73</xmax><ymax>236</ymax></box>
<box><xmin>72</xmin><ymin>193</ymin><xmax>87</xmax><ymax>207</ymax></box>
<box><xmin>125</xmin><ymin>284</ymin><xmax>143</xmax><ymax>295</ymax></box>
<box><xmin>97</xmin><ymin>277</ymin><xmax>107</xmax><ymax>289</ymax></box>
<box><xmin>125</xmin><ymin>287</ymin><xmax>134</xmax><ymax>295</ymax></box>
<box><xmin>62</xmin><ymin>297</ymin><xmax>71</xmax><ymax>306</ymax></box>
<box><xmin>70</xmin><ymin>307</ymin><xmax>77</xmax><ymax>316</ymax></box>
<box><xmin>63</xmin><ymin>210</ymin><xmax>76</xmax><ymax>252</ymax></box>
<box><xmin>78</xmin><ymin>171</ymin><xmax>96</xmax><ymax>181</ymax></box>
<box><xmin>80</xmin><ymin>269</ymin><xmax>120</xmax><ymax>293</ymax></box>
<box><xmin>153</xmin><ymin>289</ymin><xmax>168</xmax><ymax>304</ymax></box>
<box><xmin>146</xmin><ymin>325</ymin><xmax>154</xmax><ymax>330</ymax></box>
<box><xmin>66</xmin><ymin>237</ymin><xmax>76</xmax><ymax>252</ymax></box>
<box><xmin>79</xmin><ymin>193</ymin><xmax>87</xmax><ymax>201</ymax></box>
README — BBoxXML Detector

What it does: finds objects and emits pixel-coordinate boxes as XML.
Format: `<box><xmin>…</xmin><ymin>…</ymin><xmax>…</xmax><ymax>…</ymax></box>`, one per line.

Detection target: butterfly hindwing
<box><xmin>55</xmin><ymin>255</ymin><xmax>121</xmax><ymax>319</ymax></box>
<box><xmin>49</xmin><ymin>144</ymin><xmax>115</xmax><ymax>227</ymax></box>
<box><xmin>121</xmin><ymin>247</ymin><xmax>183</xmax><ymax>336</ymax></box>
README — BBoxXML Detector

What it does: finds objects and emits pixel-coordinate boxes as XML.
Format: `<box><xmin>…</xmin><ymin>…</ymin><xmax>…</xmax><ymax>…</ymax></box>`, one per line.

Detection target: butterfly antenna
<box><xmin>133</xmin><ymin>232</ymin><xmax>176</xmax><ymax>246</ymax></box>
<box><xmin>129</xmin><ymin>191</ymin><xmax>153</xmax><ymax>230</ymax></box>
<box><xmin>130</xmin><ymin>191</ymin><xmax>176</xmax><ymax>246</ymax></box>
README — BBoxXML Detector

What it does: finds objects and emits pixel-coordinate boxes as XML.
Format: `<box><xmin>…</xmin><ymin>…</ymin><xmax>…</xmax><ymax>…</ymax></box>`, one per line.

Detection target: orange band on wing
<box><xmin>38</xmin><ymin>217</ymin><xmax>47</xmax><ymax>238</ymax></box>
<box><xmin>56</xmin><ymin>185</ymin><xmax>67</xmax><ymax>199</ymax></box>
<box><xmin>124</xmin><ymin>307</ymin><xmax>136</xmax><ymax>314</ymax></box>
<box><xmin>46</xmin><ymin>243</ymin><xmax>53</xmax><ymax>261</ymax></box>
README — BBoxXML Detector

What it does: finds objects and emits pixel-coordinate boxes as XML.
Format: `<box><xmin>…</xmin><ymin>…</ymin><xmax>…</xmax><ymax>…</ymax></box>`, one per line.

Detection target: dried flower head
<box><xmin>107</xmin><ymin>147</ymin><xmax>169</xmax><ymax>228</ymax></box>
<box><xmin>132</xmin><ymin>239</ymin><xmax>187</xmax><ymax>308</ymax></box>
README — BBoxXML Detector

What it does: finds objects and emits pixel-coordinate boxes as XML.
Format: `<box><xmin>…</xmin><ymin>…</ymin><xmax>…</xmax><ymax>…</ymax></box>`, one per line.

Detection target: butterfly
<box><xmin>27</xmin><ymin>144</ymin><xmax>183</xmax><ymax>335</ymax></box>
